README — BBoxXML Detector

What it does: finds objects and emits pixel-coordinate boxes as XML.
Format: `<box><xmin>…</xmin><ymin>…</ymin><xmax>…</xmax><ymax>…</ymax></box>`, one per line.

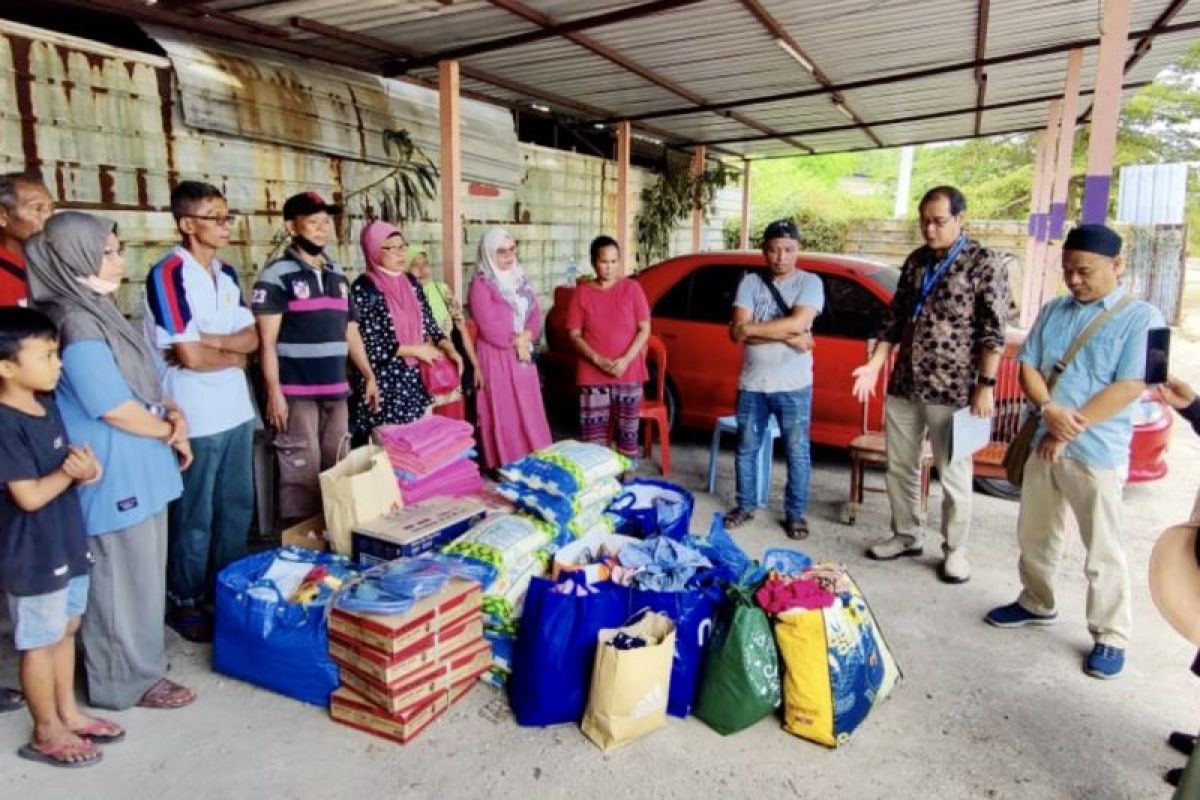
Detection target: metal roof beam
<box><xmin>735</xmin><ymin>0</ymin><xmax>883</xmax><ymax>147</ymax></box>
<box><xmin>286</xmin><ymin>17</ymin><xmax>696</xmax><ymax>150</ymax></box>
<box><xmin>614</xmin><ymin>16</ymin><xmax>1200</xmax><ymax>122</ymax></box>
<box><xmin>482</xmin><ymin>0</ymin><xmax>811</xmax><ymax>153</ymax></box>
<box><xmin>973</xmin><ymin>0</ymin><xmax>990</xmax><ymax>136</ymax></box>
<box><xmin>393</xmin><ymin>0</ymin><xmax>708</xmax><ymax>73</ymax></box>
<box><xmin>692</xmin><ymin>80</ymin><xmax>1149</xmax><ymax>147</ymax></box>
<box><xmin>746</xmin><ymin>125</ymin><xmax>1048</xmax><ymax>161</ymax></box>
<box><xmin>57</xmin><ymin>0</ymin><xmax>381</xmax><ymax>71</ymax></box>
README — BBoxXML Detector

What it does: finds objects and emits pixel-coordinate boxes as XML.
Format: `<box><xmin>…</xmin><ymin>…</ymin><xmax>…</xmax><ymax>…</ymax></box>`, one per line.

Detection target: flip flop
<box><xmin>17</xmin><ymin>740</ymin><xmax>102</xmax><ymax>769</ymax></box>
<box><xmin>73</xmin><ymin>719</ymin><xmax>126</xmax><ymax>744</ymax></box>
<box><xmin>136</xmin><ymin>678</ymin><xmax>195</xmax><ymax>710</ymax></box>
<box><xmin>0</xmin><ymin>687</ymin><xmax>25</xmax><ymax>713</ymax></box>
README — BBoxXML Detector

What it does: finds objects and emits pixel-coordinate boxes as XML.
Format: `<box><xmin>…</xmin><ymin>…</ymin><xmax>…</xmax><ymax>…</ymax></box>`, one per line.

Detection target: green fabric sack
<box><xmin>693</xmin><ymin>586</ymin><xmax>780</xmax><ymax>735</ymax></box>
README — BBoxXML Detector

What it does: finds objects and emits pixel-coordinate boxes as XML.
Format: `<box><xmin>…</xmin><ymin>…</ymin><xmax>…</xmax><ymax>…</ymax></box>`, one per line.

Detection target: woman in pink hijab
<box><xmin>467</xmin><ymin>228</ymin><xmax>552</xmax><ymax>468</ymax></box>
<box><xmin>348</xmin><ymin>221</ymin><xmax>461</xmax><ymax>445</ymax></box>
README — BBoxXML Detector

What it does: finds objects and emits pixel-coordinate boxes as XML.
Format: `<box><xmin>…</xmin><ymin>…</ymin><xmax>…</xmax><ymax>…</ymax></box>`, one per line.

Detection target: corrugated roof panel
<box><xmin>647</xmin><ymin>113</ymin><xmax>766</xmax><ymax>140</ymax></box>
<box><xmin>839</xmin><ymin>73</ymin><xmax>976</xmax><ymax>123</ymax></box>
<box><xmin>145</xmin><ymin>25</ymin><xmax>522</xmax><ymax>189</ymax></box>
<box><xmin>758</xmin><ymin>0</ymin><xmax>976</xmax><ymax>82</ymax></box>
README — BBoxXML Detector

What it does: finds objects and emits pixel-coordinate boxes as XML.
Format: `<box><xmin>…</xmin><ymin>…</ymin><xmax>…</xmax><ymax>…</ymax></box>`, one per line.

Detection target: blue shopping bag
<box><xmin>631</xmin><ymin>585</ymin><xmax>720</xmax><ymax>718</ymax></box>
<box><xmin>508</xmin><ymin>576</ymin><xmax>631</xmax><ymax>726</ymax></box>
<box><xmin>607</xmin><ymin>479</ymin><xmax>694</xmax><ymax>540</ymax></box>
<box><xmin>213</xmin><ymin>547</ymin><xmax>352</xmax><ymax>708</ymax></box>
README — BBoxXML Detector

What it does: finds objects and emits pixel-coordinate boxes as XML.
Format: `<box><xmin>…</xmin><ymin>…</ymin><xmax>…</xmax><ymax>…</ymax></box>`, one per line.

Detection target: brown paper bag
<box><xmin>319</xmin><ymin>443</ymin><xmax>402</xmax><ymax>556</ymax></box>
<box><xmin>581</xmin><ymin>611</ymin><xmax>676</xmax><ymax>752</ymax></box>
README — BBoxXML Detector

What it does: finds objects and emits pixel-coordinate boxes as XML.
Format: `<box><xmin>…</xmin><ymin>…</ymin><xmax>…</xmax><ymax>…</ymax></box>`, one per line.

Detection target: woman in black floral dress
<box><xmin>349</xmin><ymin>221</ymin><xmax>462</xmax><ymax>445</ymax></box>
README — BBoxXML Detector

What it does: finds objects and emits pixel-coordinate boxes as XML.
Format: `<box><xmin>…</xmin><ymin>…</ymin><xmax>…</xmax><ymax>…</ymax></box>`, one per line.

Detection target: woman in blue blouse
<box><xmin>26</xmin><ymin>212</ymin><xmax>195</xmax><ymax>711</ymax></box>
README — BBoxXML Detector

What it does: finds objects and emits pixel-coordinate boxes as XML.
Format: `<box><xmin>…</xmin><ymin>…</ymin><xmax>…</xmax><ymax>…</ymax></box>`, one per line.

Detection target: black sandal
<box><xmin>723</xmin><ymin>508</ymin><xmax>755</xmax><ymax>529</ymax></box>
<box><xmin>784</xmin><ymin>517</ymin><xmax>810</xmax><ymax>540</ymax></box>
<box><xmin>0</xmin><ymin>687</ymin><xmax>24</xmax><ymax>713</ymax></box>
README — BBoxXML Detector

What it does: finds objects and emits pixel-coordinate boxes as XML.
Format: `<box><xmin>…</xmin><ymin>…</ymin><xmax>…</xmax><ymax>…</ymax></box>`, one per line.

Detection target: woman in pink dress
<box><xmin>467</xmin><ymin>228</ymin><xmax>552</xmax><ymax>468</ymax></box>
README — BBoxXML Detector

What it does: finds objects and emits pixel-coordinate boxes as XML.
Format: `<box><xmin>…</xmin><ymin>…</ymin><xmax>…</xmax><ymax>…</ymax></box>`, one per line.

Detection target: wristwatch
<box><xmin>975</xmin><ymin>375</ymin><xmax>996</xmax><ymax>388</ymax></box>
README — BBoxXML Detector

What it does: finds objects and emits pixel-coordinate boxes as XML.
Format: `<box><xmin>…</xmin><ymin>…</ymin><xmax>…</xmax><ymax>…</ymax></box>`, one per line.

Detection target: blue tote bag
<box><xmin>508</xmin><ymin>576</ymin><xmax>631</xmax><ymax>726</ymax></box>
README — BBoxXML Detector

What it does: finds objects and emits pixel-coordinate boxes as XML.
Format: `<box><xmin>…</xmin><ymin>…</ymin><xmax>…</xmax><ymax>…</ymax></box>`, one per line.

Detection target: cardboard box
<box><xmin>329</xmin><ymin>612</ymin><xmax>483</xmax><ymax>687</ymax></box>
<box><xmin>330</xmin><ymin>675</ymin><xmax>479</xmax><ymax>745</ymax></box>
<box><xmin>281</xmin><ymin>514</ymin><xmax>328</xmax><ymax>552</ymax></box>
<box><xmin>328</xmin><ymin>577</ymin><xmax>481</xmax><ymax>656</ymax></box>
<box><xmin>351</xmin><ymin>497</ymin><xmax>488</xmax><ymax>565</ymax></box>
<box><xmin>337</xmin><ymin>638</ymin><xmax>491</xmax><ymax>714</ymax></box>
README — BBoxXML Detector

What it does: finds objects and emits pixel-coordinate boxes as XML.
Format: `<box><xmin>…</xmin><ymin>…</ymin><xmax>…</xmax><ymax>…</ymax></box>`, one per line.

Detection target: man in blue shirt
<box><xmin>725</xmin><ymin>219</ymin><xmax>824</xmax><ymax>540</ymax></box>
<box><xmin>985</xmin><ymin>224</ymin><xmax>1163</xmax><ymax>680</ymax></box>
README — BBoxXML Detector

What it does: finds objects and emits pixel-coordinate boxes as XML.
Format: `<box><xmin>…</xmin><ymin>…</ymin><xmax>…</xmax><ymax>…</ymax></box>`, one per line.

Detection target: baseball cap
<box><xmin>283</xmin><ymin>191</ymin><xmax>343</xmax><ymax>221</ymax></box>
<box><xmin>762</xmin><ymin>218</ymin><xmax>801</xmax><ymax>243</ymax></box>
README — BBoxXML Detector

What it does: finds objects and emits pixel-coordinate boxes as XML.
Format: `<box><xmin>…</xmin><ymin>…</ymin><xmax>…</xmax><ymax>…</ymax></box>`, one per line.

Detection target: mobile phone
<box><xmin>1144</xmin><ymin>327</ymin><xmax>1170</xmax><ymax>385</ymax></box>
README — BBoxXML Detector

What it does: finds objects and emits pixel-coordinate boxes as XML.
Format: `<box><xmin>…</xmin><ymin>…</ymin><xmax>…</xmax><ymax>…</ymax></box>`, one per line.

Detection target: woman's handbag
<box><xmin>420</xmin><ymin>355</ymin><xmax>460</xmax><ymax>396</ymax></box>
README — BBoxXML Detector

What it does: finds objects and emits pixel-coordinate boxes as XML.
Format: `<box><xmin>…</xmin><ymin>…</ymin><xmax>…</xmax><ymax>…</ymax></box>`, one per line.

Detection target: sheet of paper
<box><xmin>951</xmin><ymin>407</ymin><xmax>993</xmax><ymax>462</ymax></box>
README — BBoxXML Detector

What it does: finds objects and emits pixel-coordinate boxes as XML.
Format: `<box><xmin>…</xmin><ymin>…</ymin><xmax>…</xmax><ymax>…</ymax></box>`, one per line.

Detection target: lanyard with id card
<box><xmin>901</xmin><ymin>234</ymin><xmax>968</xmax><ymax>350</ymax></box>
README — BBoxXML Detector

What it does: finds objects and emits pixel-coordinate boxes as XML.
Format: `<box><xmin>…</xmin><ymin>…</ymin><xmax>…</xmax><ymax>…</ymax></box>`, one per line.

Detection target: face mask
<box><xmin>78</xmin><ymin>275</ymin><xmax>121</xmax><ymax>295</ymax></box>
<box><xmin>293</xmin><ymin>235</ymin><xmax>324</xmax><ymax>256</ymax></box>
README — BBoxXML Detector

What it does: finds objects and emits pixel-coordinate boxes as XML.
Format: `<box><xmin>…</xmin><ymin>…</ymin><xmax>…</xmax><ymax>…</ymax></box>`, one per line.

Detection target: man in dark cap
<box><xmin>852</xmin><ymin>186</ymin><xmax>1011</xmax><ymax>583</ymax></box>
<box><xmin>725</xmin><ymin>219</ymin><xmax>824</xmax><ymax>540</ymax></box>
<box><xmin>985</xmin><ymin>223</ymin><xmax>1164</xmax><ymax>680</ymax></box>
<box><xmin>251</xmin><ymin>192</ymin><xmax>378</xmax><ymax>525</ymax></box>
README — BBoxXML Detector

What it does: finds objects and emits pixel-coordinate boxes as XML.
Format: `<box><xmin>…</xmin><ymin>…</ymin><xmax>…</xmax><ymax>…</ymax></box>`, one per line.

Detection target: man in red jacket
<box><xmin>0</xmin><ymin>172</ymin><xmax>55</xmax><ymax>308</ymax></box>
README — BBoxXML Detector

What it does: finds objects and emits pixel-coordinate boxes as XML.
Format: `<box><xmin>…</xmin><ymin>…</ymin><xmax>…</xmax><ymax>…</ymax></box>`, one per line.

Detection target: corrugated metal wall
<box><xmin>0</xmin><ymin>20</ymin><xmax>737</xmax><ymax>317</ymax></box>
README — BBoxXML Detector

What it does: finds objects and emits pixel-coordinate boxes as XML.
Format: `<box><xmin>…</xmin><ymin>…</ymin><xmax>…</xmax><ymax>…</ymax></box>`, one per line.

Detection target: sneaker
<box><xmin>940</xmin><ymin>550</ymin><xmax>970</xmax><ymax>584</ymax></box>
<box><xmin>723</xmin><ymin>508</ymin><xmax>755</xmax><ymax>529</ymax></box>
<box><xmin>866</xmin><ymin>536</ymin><xmax>922</xmax><ymax>560</ymax></box>
<box><xmin>1084</xmin><ymin>643</ymin><xmax>1125</xmax><ymax>680</ymax></box>
<box><xmin>984</xmin><ymin>602</ymin><xmax>1058</xmax><ymax>628</ymax></box>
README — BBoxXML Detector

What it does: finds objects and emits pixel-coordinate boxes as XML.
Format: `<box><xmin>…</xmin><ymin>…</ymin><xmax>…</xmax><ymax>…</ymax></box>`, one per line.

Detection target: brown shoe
<box><xmin>783</xmin><ymin>517</ymin><xmax>809</xmax><ymax>540</ymax></box>
<box><xmin>723</xmin><ymin>508</ymin><xmax>755</xmax><ymax>529</ymax></box>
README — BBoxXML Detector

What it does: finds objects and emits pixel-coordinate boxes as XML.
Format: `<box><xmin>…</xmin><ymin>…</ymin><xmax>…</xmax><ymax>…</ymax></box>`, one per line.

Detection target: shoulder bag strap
<box><xmin>756</xmin><ymin>271</ymin><xmax>792</xmax><ymax>318</ymax></box>
<box><xmin>1044</xmin><ymin>294</ymin><xmax>1134</xmax><ymax>392</ymax></box>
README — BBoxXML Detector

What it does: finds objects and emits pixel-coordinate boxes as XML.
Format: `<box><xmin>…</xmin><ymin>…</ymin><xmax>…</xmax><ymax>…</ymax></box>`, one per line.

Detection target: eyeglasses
<box><xmin>495</xmin><ymin>245</ymin><xmax>517</xmax><ymax>256</ymax></box>
<box><xmin>103</xmin><ymin>244</ymin><xmax>126</xmax><ymax>258</ymax></box>
<box><xmin>184</xmin><ymin>213</ymin><xmax>239</xmax><ymax>227</ymax></box>
<box><xmin>920</xmin><ymin>215</ymin><xmax>958</xmax><ymax>229</ymax></box>
<box><xmin>379</xmin><ymin>244</ymin><xmax>408</xmax><ymax>253</ymax></box>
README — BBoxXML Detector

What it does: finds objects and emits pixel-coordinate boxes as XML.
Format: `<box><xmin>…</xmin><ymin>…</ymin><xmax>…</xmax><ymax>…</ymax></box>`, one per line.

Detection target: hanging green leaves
<box><xmin>635</xmin><ymin>152</ymin><xmax>733</xmax><ymax>266</ymax></box>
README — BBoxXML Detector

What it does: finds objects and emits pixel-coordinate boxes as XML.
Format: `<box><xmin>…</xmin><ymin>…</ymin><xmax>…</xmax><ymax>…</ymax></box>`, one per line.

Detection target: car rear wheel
<box><xmin>974</xmin><ymin>476</ymin><xmax>1020</xmax><ymax>501</ymax></box>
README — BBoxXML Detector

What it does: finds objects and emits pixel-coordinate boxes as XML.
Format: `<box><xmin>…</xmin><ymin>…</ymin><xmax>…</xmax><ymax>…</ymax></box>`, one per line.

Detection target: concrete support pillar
<box><xmin>438</xmin><ymin>59</ymin><xmax>463</xmax><ymax>298</ymax></box>
<box><xmin>1030</xmin><ymin>100</ymin><xmax>1063</xmax><ymax>312</ymax></box>
<box><xmin>690</xmin><ymin>145</ymin><xmax>705</xmax><ymax>252</ymax></box>
<box><xmin>1081</xmin><ymin>0</ymin><xmax>1132</xmax><ymax>224</ymax></box>
<box><xmin>1041</xmin><ymin>48</ymin><xmax>1084</xmax><ymax>309</ymax></box>
<box><xmin>739</xmin><ymin>159</ymin><xmax>751</xmax><ymax>249</ymax></box>
<box><xmin>1020</xmin><ymin>127</ymin><xmax>1053</xmax><ymax>327</ymax></box>
<box><xmin>616</xmin><ymin>121</ymin><xmax>632</xmax><ymax>269</ymax></box>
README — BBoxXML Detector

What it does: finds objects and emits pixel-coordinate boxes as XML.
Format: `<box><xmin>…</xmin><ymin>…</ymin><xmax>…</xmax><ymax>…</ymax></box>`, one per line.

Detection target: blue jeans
<box><xmin>167</xmin><ymin>420</ymin><xmax>254</xmax><ymax>610</ymax></box>
<box><xmin>735</xmin><ymin>387</ymin><xmax>813</xmax><ymax>519</ymax></box>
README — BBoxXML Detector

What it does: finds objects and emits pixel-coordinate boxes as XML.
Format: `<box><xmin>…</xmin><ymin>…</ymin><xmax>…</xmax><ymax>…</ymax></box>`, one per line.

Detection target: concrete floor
<box><xmin>3</xmin><ymin>349</ymin><xmax>1200</xmax><ymax>799</ymax></box>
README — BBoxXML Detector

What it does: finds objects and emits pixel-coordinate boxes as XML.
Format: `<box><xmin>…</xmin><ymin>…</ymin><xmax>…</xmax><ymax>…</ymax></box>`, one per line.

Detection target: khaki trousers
<box><xmin>273</xmin><ymin>397</ymin><xmax>348</xmax><ymax>522</ymax></box>
<box><xmin>885</xmin><ymin>396</ymin><xmax>974</xmax><ymax>554</ymax></box>
<box><xmin>1015</xmin><ymin>456</ymin><xmax>1130</xmax><ymax>647</ymax></box>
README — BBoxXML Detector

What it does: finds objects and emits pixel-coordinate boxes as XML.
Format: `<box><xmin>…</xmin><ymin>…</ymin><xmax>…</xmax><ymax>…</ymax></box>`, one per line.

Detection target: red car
<box><xmin>541</xmin><ymin>252</ymin><xmax>1172</xmax><ymax>495</ymax></box>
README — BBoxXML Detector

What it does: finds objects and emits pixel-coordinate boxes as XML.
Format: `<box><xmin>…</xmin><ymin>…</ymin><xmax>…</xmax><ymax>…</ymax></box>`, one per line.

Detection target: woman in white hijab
<box><xmin>466</xmin><ymin>228</ymin><xmax>551</xmax><ymax>468</ymax></box>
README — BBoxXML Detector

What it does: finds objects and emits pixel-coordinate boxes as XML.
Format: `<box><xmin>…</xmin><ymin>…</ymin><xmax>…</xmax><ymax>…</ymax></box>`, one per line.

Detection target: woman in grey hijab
<box><xmin>26</xmin><ymin>211</ymin><xmax>195</xmax><ymax>711</ymax></box>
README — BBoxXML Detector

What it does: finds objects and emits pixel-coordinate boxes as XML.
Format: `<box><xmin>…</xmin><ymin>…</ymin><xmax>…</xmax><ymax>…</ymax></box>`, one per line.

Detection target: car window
<box><xmin>687</xmin><ymin>265</ymin><xmax>746</xmax><ymax>323</ymax></box>
<box><xmin>812</xmin><ymin>274</ymin><xmax>886</xmax><ymax>340</ymax></box>
<box><xmin>653</xmin><ymin>273</ymin><xmax>693</xmax><ymax>319</ymax></box>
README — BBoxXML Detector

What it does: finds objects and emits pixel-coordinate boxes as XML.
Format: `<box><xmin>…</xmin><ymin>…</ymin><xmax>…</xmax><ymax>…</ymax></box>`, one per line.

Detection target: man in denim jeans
<box><xmin>725</xmin><ymin>219</ymin><xmax>824</xmax><ymax>539</ymax></box>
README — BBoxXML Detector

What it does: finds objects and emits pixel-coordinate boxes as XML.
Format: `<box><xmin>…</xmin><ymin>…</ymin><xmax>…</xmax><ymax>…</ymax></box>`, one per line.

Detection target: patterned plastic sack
<box><xmin>499</xmin><ymin>440</ymin><xmax>629</xmax><ymax>498</ymax></box>
<box><xmin>773</xmin><ymin>565</ymin><xmax>901</xmax><ymax>747</ymax></box>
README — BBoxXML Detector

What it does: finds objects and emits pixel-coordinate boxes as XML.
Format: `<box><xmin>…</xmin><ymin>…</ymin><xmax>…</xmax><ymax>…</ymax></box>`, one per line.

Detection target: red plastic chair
<box><xmin>638</xmin><ymin>334</ymin><xmax>671</xmax><ymax>475</ymax></box>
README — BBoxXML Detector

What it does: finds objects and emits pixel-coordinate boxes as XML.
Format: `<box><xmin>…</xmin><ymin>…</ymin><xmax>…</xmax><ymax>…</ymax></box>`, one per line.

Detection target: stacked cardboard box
<box><xmin>328</xmin><ymin>576</ymin><xmax>489</xmax><ymax>743</ymax></box>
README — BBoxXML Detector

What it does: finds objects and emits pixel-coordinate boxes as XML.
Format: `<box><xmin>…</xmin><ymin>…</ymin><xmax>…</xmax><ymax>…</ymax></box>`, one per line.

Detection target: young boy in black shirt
<box><xmin>0</xmin><ymin>307</ymin><xmax>118</xmax><ymax>768</ymax></box>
